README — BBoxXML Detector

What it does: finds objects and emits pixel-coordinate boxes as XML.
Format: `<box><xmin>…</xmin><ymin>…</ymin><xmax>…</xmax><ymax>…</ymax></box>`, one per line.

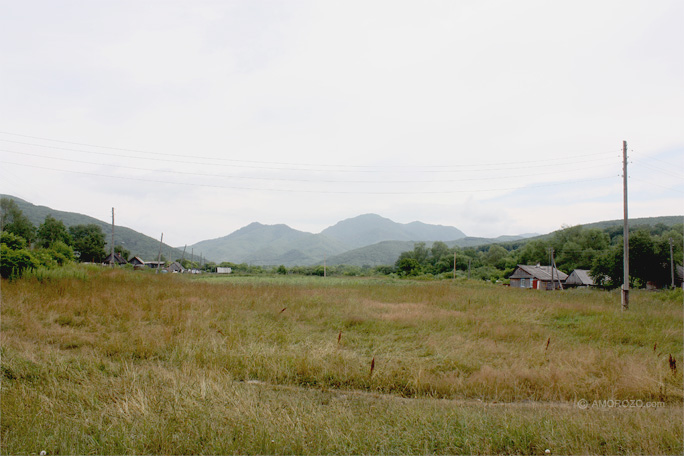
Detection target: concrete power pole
<box><xmin>156</xmin><ymin>233</ymin><xmax>164</xmax><ymax>274</ymax></box>
<box><xmin>550</xmin><ymin>248</ymin><xmax>555</xmax><ymax>290</ymax></box>
<box><xmin>670</xmin><ymin>238</ymin><xmax>675</xmax><ymax>289</ymax></box>
<box><xmin>110</xmin><ymin>207</ymin><xmax>115</xmax><ymax>266</ymax></box>
<box><xmin>622</xmin><ymin>140</ymin><xmax>629</xmax><ymax>311</ymax></box>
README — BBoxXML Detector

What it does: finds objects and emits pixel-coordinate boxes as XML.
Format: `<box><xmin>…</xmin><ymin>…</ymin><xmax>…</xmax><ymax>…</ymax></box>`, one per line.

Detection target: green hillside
<box><xmin>325</xmin><ymin>235</ymin><xmax>534</xmax><ymax>267</ymax></box>
<box><xmin>321</xmin><ymin>214</ymin><xmax>466</xmax><ymax>249</ymax></box>
<box><xmin>1</xmin><ymin>195</ymin><xmax>188</xmax><ymax>262</ymax></box>
<box><xmin>325</xmin><ymin>241</ymin><xmax>416</xmax><ymax>266</ymax></box>
<box><xmin>580</xmin><ymin>216</ymin><xmax>683</xmax><ymax>231</ymax></box>
<box><xmin>189</xmin><ymin>222</ymin><xmax>349</xmax><ymax>266</ymax></box>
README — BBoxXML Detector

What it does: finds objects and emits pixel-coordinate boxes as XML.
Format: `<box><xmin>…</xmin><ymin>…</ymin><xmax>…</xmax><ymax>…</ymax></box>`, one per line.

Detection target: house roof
<box><xmin>129</xmin><ymin>256</ymin><xmax>145</xmax><ymax>264</ymax></box>
<box><xmin>566</xmin><ymin>269</ymin><xmax>595</xmax><ymax>286</ymax></box>
<box><xmin>510</xmin><ymin>264</ymin><xmax>568</xmax><ymax>281</ymax></box>
<box><xmin>104</xmin><ymin>252</ymin><xmax>127</xmax><ymax>264</ymax></box>
<box><xmin>166</xmin><ymin>261</ymin><xmax>185</xmax><ymax>271</ymax></box>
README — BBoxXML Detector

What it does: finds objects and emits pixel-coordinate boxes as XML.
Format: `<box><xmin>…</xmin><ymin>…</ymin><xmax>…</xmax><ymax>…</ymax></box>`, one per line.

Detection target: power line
<box><xmin>0</xmin><ymin>132</ymin><xmax>619</xmax><ymax>172</ymax></box>
<box><xmin>0</xmin><ymin>148</ymin><xmax>618</xmax><ymax>185</ymax></box>
<box><xmin>631</xmin><ymin>159</ymin><xmax>684</xmax><ymax>180</ymax></box>
<box><xmin>0</xmin><ymin>159</ymin><xmax>617</xmax><ymax>195</ymax></box>
<box><xmin>630</xmin><ymin>176</ymin><xmax>684</xmax><ymax>194</ymax></box>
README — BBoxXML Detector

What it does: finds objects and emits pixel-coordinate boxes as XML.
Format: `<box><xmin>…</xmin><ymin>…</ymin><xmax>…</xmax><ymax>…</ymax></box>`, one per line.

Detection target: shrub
<box><xmin>0</xmin><ymin>244</ymin><xmax>38</xmax><ymax>279</ymax></box>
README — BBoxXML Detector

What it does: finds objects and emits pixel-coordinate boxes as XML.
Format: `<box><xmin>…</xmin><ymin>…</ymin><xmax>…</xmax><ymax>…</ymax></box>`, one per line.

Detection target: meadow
<box><xmin>1</xmin><ymin>267</ymin><xmax>682</xmax><ymax>454</ymax></box>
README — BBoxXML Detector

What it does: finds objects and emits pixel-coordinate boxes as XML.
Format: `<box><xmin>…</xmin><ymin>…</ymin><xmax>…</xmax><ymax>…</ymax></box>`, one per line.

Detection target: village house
<box><xmin>128</xmin><ymin>256</ymin><xmax>145</xmax><ymax>266</ymax></box>
<box><xmin>103</xmin><ymin>252</ymin><xmax>127</xmax><ymax>265</ymax></box>
<box><xmin>509</xmin><ymin>264</ymin><xmax>568</xmax><ymax>290</ymax></box>
<box><xmin>166</xmin><ymin>261</ymin><xmax>185</xmax><ymax>273</ymax></box>
<box><xmin>565</xmin><ymin>269</ymin><xmax>596</xmax><ymax>287</ymax></box>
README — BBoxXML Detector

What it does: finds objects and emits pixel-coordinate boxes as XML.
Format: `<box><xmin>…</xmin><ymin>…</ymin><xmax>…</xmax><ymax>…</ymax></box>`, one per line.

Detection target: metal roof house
<box><xmin>565</xmin><ymin>269</ymin><xmax>596</xmax><ymax>287</ymax></box>
<box><xmin>509</xmin><ymin>264</ymin><xmax>568</xmax><ymax>290</ymax></box>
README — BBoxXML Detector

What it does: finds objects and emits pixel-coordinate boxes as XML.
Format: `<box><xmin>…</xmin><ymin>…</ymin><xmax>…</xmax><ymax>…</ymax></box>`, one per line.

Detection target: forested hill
<box><xmin>580</xmin><ymin>216</ymin><xmax>683</xmax><ymax>231</ymax></box>
<box><xmin>0</xmin><ymin>195</ymin><xmax>187</xmax><ymax>261</ymax></box>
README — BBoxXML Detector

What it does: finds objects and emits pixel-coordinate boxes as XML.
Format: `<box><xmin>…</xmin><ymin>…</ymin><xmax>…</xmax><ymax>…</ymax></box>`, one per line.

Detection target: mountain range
<box><xmin>188</xmin><ymin>214</ymin><xmax>474</xmax><ymax>266</ymax></box>
<box><xmin>3</xmin><ymin>195</ymin><xmax>679</xmax><ymax>267</ymax></box>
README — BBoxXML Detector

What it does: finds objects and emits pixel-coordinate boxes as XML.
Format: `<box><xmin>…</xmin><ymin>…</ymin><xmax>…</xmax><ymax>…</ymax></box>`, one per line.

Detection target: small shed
<box><xmin>509</xmin><ymin>264</ymin><xmax>568</xmax><ymax>290</ymax></box>
<box><xmin>166</xmin><ymin>261</ymin><xmax>185</xmax><ymax>273</ymax></box>
<box><xmin>129</xmin><ymin>256</ymin><xmax>145</xmax><ymax>266</ymax></box>
<box><xmin>565</xmin><ymin>269</ymin><xmax>596</xmax><ymax>287</ymax></box>
<box><xmin>145</xmin><ymin>261</ymin><xmax>165</xmax><ymax>269</ymax></box>
<box><xmin>216</xmin><ymin>267</ymin><xmax>232</xmax><ymax>274</ymax></box>
<box><xmin>103</xmin><ymin>252</ymin><xmax>128</xmax><ymax>265</ymax></box>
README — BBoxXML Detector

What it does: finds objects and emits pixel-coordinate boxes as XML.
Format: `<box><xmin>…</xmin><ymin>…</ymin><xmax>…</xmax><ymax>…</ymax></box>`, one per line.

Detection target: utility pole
<box><xmin>549</xmin><ymin>248</ymin><xmax>556</xmax><ymax>290</ymax></box>
<box><xmin>156</xmin><ymin>233</ymin><xmax>163</xmax><ymax>274</ymax></box>
<box><xmin>551</xmin><ymin>250</ymin><xmax>563</xmax><ymax>290</ymax></box>
<box><xmin>622</xmin><ymin>140</ymin><xmax>629</xmax><ymax>310</ymax></box>
<box><xmin>670</xmin><ymin>238</ymin><xmax>675</xmax><ymax>289</ymax></box>
<box><xmin>467</xmin><ymin>258</ymin><xmax>471</xmax><ymax>280</ymax></box>
<box><xmin>110</xmin><ymin>207</ymin><xmax>115</xmax><ymax>266</ymax></box>
<box><xmin>324</xmin><ymin>253</ymin><xmax>327</xmax><ymax>278</ymax></box>
<box><xmin>453</xmin><ymin>252</ymin><xmax>456</xmax><ymax>279</ymax></box>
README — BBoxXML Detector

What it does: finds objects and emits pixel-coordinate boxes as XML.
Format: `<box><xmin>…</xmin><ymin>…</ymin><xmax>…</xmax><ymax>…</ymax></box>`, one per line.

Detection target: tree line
<box><xmin>393</xmin><ymin>223</ymin><xmax>683</xmax><ymax>288</ymax></box>
<box><xmin>2</xmin><ymin>196</ymin><xmax>681</xmax><ymax>287</ymax></box>
<box><xmin>0</xmin><ymin>198</ymin><xmax>110</xmax><ymax>278</ymax></box>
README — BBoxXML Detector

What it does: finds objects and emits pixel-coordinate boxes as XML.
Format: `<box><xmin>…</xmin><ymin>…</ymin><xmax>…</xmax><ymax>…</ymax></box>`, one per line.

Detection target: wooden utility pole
<box><xmin>156</xmin><ymin>233</ymin><xmax>163</xmax><ymax>274</ymax></box>
<box><xmin>453</xmin><ymin>252</ymin><xmax>456</xmax><ymax>279</ymax></box>
<box><xmin>110</xmin><ymin>207</ymin><xmax>115</xmax><ymax>266</ymax></box>
<box><xmin>622</xmin><ymin>140</ymin><xmax>629</xmax><ymax>310</ymax></box>
<box><xmin>324</xmin><ymin>253</ymin><xmax>327</xmax><ymax>278</ymax></box>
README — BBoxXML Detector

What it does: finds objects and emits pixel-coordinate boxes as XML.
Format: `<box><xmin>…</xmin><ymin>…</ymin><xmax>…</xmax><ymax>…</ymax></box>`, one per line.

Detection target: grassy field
<box><xmin>1</xmin><ymin>267</ymin><xmax>682</xmax><ymax>454</ymax></box>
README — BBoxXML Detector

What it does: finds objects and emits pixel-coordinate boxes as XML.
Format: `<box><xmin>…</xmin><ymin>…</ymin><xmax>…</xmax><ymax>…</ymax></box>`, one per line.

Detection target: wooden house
<box><xmin>565</xmin><ymin>269</ymin><xmax>596</xmax><ymax>287</ymax></box>
<box><xmin>166</xmin><ymin>261</ymin><xmax>185</xmax><ymax>273</ymax></box>
<box><xmin>103</xmin><ymin>252</ymin><xmax>127</xmax><ymax>265</ymax></box>
<box><xmin>509</xmin><ymin>264</ymin><xmax>568</xmax><ymax>290</ymax></box>
<box><xmin>129</xmin><ymin>256</ymin><xmax>145</xmax><ymax>266</ymax></box>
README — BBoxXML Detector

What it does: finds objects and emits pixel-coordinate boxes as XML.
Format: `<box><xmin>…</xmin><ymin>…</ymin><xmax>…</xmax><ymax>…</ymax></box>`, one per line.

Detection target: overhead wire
<box><xmin>0</xmin><ymin>131</ymin><xmax>619</xmax><ymax>172</ymax></box>
<box><xmin>0</xmin><ymin>160</ymin><xmax>617</xmax><ymax>195</ymax></box>
<box><xmin>0</xmin><ymin>148</ymin><xmax>618</xmax><ymax>185</ymax></box>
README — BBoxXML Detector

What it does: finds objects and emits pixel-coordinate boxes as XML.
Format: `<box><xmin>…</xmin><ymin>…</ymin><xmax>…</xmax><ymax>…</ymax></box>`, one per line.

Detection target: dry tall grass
<box><xmin>2</xmin><ymin>268</ymin><xmax>682</xmax><ymax>454</ymax></box>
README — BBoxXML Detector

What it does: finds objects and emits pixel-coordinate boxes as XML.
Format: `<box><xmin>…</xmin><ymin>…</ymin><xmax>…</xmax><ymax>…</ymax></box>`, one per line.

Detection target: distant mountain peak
<box><xmin>320</xmin><ymin>214</ymin><xmax>466</xmax><ymax>249</ymax></box>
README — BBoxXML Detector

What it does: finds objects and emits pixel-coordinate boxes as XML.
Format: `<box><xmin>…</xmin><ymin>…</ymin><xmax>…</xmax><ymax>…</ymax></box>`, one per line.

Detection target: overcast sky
<box><xmin>1</xmin><ymin>0</ymin><xmax>682</xmax><ymax>247</ymax></box>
